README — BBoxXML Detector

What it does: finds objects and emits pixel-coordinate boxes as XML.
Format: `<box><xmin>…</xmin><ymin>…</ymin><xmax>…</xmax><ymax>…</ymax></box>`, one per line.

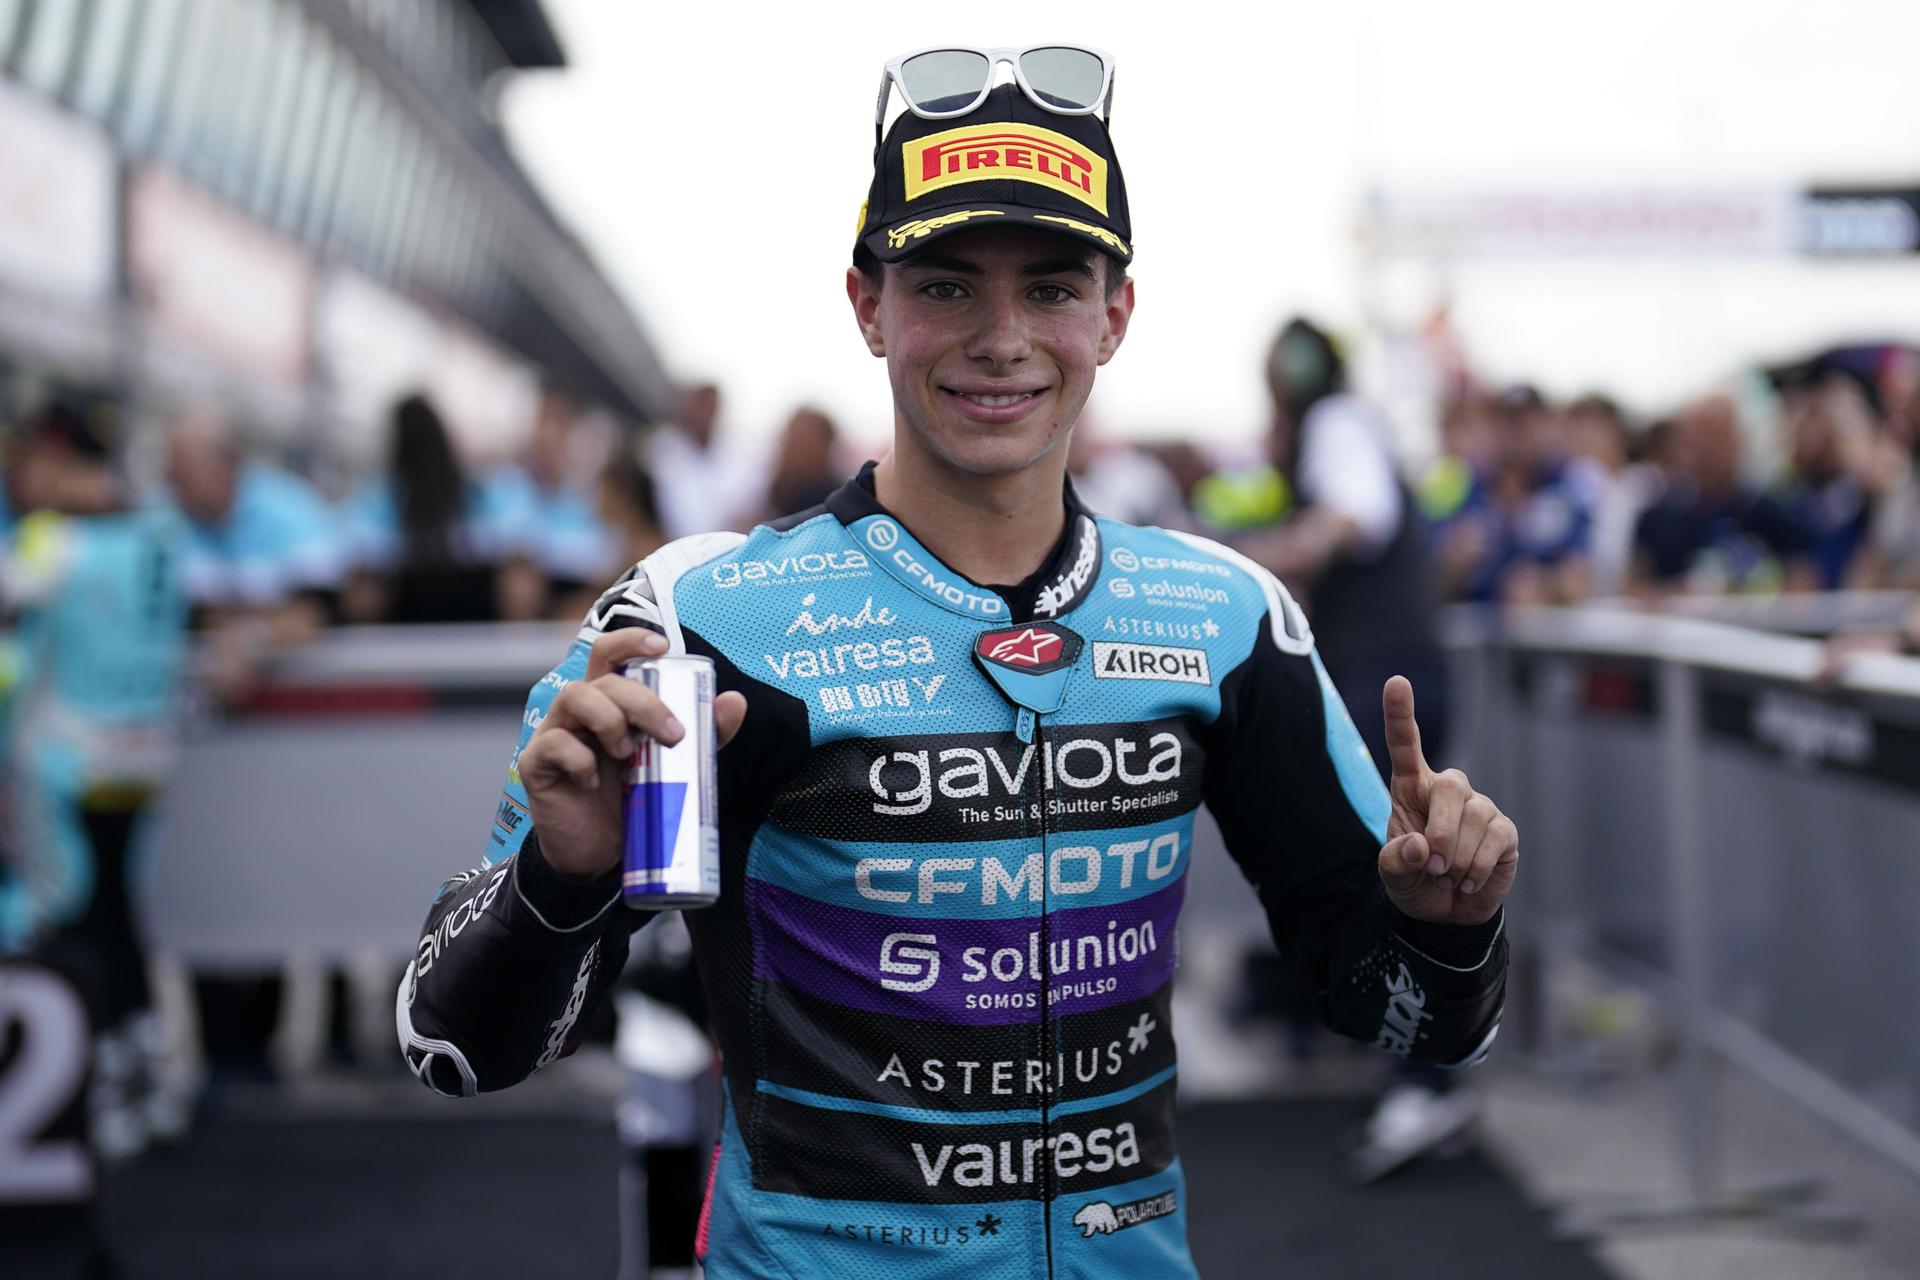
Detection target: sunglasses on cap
<box><xmin>874</xmin><ymin>45</ymin><xmax>1116</xmax><ymax>135</ymax></box>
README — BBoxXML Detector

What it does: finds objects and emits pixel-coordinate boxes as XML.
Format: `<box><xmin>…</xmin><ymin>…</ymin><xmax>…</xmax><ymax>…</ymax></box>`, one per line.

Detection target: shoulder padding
<box><xmin>577</xmin><ymin>532</ymin><xmax>747</xmax><ymax>652</ymax></box>
<box><xmin>1163</xmin><ymin>529</ymin><xmax>1314</xmax><ymax>655</ymax></box>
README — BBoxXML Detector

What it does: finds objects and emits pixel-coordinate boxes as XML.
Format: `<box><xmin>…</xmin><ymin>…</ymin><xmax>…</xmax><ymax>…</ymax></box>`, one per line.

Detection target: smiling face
<box><xmin>848</xmin><ymin>226</ymin><xmax>1133</xmax><ymax>480</ymax></box>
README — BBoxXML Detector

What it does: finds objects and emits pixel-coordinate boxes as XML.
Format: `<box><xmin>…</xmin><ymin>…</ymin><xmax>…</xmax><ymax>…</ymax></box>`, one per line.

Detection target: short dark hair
<box><xmin>853</xmin><ymin>242</ymin><xmax>1128</xmax><ymax>299</ymax></box>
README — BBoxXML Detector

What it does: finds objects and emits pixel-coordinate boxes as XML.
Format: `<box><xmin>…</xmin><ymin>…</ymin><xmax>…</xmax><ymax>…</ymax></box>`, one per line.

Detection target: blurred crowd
<box><xmin>2</xmin><ymin>328</ymin><xmax>1917</xmax><ymax>695</ymax></box>
<box><xmin>0</xmin><ymin>373</ymin><xmax>866</xmax><ymax>705</ymax></box>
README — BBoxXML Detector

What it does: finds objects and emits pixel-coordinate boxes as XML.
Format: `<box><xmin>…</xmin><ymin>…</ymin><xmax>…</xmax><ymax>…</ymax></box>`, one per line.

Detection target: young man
<box><xmin>401</xmin><ymin>53</ymin><xmax>1517</xmax><ymax>1278</ymax></box>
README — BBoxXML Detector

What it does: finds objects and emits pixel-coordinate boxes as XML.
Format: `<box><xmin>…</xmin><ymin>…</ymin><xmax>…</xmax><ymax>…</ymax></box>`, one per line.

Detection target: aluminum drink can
<box><xmin>620</xmin><ymin>655</ymin><xmax>720</xmax><ymax>909</ymax></box>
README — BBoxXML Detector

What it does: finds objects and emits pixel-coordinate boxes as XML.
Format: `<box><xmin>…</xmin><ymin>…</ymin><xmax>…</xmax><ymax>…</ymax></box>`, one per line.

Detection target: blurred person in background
<box><xmin>1565</xmin><ymin>394</ymin><xmax>1664</xmax><ymax>598</ymax></box>
<box><xmin>1852</xmin><ymin>361</ymin><xmax>1920</xmax><ymax>590</ymax></box>
<box><xmin>1067</xmin><ymin>416</ymin><xmax>1189</xmax><ymax>528</ymax></box>
<box><xmin>341</xmin><ymin>394</ymin><xmax>545</xmax><ymax>625</ymax></box>
<box><xmin>548</xmin><ymin>441</ymin><xmax>669</xmax><ymax>619</ymax></box>
<box><xmin>1775</xmin><ymin>372</ymin><xmax>1876</xmax><ymax>590</ymax></box>
<box><xmin>0</xmin><ymin>393</ymin><xmax>193</xmax><ymax>1160</ymax></box>
<box><xmin>484</xmin><ymin>381</ymin><xmax>617</xmax><ymax>618</ymax></box>
<box><xmin>763</xmin><ymin>405</ymin><xmax>843</xmax><ymax>518</ymax></box>
<box><xmin>1444</xmin><ymin>386</ymin><xmax>1595</xmax><ymax>605</ymax></box>
<box><xmin>164</xmin><ymin>408</ymin><xmax>348</xmax><ymax>1081</ymax></box>
<box><xmin>1219</xmin><ymin>317</ymin><xmax>1450</xmax><ymax>774</ymax></box>
<box><xmin>1419</xmin><ymin>391</ymin><xmax>1502</xmax><ymax>602</ymax></box>
<box><xmin>1201</xmin><ymin>317</ymin><xmax>1467</xmax><ymax>1179</ymax></box>
<box><xmin>1140</xmin><ymin>439</ymin><xmax>1216</xmax><ymax>511</ymax></box>
<box><xmin>643</xmin><ymin>382</ymin><xmax>759</xmax><ymax>538</ymax></box>
<box><xmin>1629</xmin><ymin>394</ymin><xmax>1815</xmax><ymax>596</ymax></box>
<box><xmin>164</xmin><ymin>408</ymin><xmax>346</xmax><ymax>700</ymax></box>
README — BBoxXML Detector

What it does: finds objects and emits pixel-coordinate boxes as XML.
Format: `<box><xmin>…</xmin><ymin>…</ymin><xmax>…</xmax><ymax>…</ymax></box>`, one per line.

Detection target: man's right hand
<box><xmin>519</xmin><ymin>628</ymin><xmax>748</xmax><ymax>880</ymax></box>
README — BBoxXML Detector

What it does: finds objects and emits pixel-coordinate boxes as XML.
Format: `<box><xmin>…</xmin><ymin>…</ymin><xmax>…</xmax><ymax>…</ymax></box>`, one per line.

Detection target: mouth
<box><xmin>941</xmin><ymin>386</ymin><xmax>1051</xmax><ymax>424</ymax></box>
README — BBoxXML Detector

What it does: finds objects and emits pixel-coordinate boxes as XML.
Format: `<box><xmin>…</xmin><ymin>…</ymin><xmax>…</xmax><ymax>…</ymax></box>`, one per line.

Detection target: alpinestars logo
<box><xmin>1034</xmin><ymin>516</ymin><xmax>1099</xmax><ymax>617</ymax></box>
<box><xmin>536</xmin><ymin>940</ymin><xmax>599</xmax><ymax>1069</ymax></box>
<box><xmin>1373</xmin><ymin>961</ymin><xmax>1435</xmax><ymax>1057</ymax></box>
<box><xmin>1073</xmin><ymin>1190</ymin><xmax>1178</xmax><ymax>1238</ymax></box>
<box><xmin>975</xmin><ymin>624</ymin><xmax>1082</xmax><ymax>675</ymax></box>
<box><xmin>991</xmin><ymin>629</ymin><xmax>1061</xmax><ymax>665</ymax></box>
<box><xmin>581</xmin><ymin>569</ymin><xmax>663</xmax><ymax>635</ymax></box>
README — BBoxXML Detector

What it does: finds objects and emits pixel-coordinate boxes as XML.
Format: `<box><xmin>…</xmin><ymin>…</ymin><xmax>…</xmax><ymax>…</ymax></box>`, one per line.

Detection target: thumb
<box><xmin>1378</xmin><ymin>831</ymin><xmax>1430</xmax><ymax>890</ymax></box>
<box><xmin>1381</xmin><ymin>675</ymin><xmax>1428</xmax><ymax>783</ymax></box>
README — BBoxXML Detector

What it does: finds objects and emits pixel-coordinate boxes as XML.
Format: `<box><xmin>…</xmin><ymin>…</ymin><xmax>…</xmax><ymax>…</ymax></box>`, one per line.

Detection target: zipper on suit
<box><xmin>1034</xmin><ymin>714</ymin><xmax>1056</xmax><ymax>1280</ymax></box>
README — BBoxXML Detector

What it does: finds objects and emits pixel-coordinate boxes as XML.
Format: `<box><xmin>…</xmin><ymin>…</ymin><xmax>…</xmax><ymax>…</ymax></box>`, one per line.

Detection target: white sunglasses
<box><xmin>874</xmin><ymin>45</ymin><xmax>1117</xmax><ymax>134</ymax></box>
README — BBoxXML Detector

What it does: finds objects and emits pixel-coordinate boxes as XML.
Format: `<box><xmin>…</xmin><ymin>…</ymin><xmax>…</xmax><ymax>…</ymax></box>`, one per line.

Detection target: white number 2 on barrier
<box><xmin>0</xmin><ymin>967</ymin><xmax>93</xmax><ymax>1201</ymax></box>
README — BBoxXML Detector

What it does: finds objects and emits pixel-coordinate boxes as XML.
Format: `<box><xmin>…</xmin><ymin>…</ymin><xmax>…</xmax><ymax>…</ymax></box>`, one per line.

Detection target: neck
<box><xmin>873</xmin><ymin>442</ymin><xmax>1068</xmax><ymax>587</ymax></box>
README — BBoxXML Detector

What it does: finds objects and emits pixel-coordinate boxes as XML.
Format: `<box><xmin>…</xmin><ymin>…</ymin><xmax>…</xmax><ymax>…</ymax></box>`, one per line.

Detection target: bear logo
<box><xmin>1073</xmin><ymin>1202</ymin><xmax>1120</xmax><ymax>1238</ymax></box>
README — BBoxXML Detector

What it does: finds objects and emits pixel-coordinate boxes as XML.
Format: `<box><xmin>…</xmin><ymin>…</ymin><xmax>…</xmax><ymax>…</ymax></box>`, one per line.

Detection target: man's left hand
<box><xmin>1376</xmin><ymin>675</ymin><xmax>1517</xmax><ymax>926</ymax></box>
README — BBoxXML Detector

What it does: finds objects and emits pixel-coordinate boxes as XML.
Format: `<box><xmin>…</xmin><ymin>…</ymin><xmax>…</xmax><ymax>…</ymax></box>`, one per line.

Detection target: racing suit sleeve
<box><xmin>399</xmin><ymin>541</ymin><xmax>742</xmax><ymax>1096</ymax></box>
<box><xmin>1198</xmin><ymin>566</ymin><xmax>1505</xmax><ymax>1067</ymax></box>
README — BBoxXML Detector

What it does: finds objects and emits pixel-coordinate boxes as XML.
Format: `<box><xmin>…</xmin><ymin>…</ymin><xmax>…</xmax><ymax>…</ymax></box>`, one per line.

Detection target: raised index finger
<box><xmin>585</xmin><ymin>626</ymin><xmax>669</xmax><ymax>681</ymax></box>
<box><xmin>1382</xmin><ymin>675</ymin><xmax>1428</xmax><ymax>781</ymax></box>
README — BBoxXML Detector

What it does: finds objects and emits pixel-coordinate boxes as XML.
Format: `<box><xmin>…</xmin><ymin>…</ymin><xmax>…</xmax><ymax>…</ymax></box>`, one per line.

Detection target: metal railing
<box><xmin>1445</xmin><ymin>599</ymin><xmax>1920</xmax><ymax>1225</ymax></box>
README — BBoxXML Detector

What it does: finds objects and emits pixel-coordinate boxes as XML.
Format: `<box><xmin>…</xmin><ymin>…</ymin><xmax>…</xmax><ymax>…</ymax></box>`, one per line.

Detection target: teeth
<box><xmin>959</xmin><ymin>392</ymin><xmax>1037</xmax><ymax>406</ymax></box>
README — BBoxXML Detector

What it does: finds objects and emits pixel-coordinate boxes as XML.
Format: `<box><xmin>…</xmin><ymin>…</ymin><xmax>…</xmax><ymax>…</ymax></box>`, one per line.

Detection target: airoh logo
<box><xmin>1092</xmin><ymin>642</ymin><xmax>1211</xmax><ymax>686</ymax></box>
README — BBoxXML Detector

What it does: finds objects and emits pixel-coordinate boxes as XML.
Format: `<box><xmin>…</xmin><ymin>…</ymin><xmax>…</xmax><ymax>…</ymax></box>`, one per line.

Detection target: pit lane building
<box><xmin>0</xmin><ymin>0</ymin><xmax>665</xmax><ymax>460</ymax></box>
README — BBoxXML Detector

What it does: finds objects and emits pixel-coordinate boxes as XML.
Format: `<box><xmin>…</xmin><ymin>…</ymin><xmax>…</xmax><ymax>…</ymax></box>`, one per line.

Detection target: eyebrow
<box><xmin>898</xmin><ymin>253</ymin><xmax>1097</xmax><ymax>280</ymax></box>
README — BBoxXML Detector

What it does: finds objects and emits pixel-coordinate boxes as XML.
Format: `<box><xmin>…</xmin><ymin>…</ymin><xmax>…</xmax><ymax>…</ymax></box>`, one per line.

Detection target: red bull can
<box><xmin>620</xmin><ymin>655</ymin><xmax>720</xmax><ymax>909</ymax></box>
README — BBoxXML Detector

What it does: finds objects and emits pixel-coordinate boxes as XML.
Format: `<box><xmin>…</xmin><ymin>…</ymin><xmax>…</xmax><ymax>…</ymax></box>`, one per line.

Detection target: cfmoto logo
<box><xmin>867</xmin><ymin>519</ymin><xmax>901</xmax><ymax>551</ymax></box>
<box><xmin>1109</xmin><ymin>546</ymin><xmax>1140</xmax><ymax>573</ymax></box>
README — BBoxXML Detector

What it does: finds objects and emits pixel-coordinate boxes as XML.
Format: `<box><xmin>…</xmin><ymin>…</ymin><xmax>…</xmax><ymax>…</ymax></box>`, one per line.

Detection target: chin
<box><xmin>930</xmin><ymin>429</ymin><xmax>1068</xmax><ymax>479</ymax></box>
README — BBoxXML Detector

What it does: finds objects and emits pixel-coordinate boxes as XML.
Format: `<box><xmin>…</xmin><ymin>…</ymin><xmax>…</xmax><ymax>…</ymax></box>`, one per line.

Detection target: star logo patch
<box><xmin>974</xmin><ymin>624</ymin><xmax>1082</xmax><ymax>676</ymax></box>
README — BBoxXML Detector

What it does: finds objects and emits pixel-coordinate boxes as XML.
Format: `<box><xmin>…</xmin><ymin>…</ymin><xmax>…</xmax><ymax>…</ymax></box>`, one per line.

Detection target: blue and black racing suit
<box><xmin>399</xmin><ymin>466</ymin><xmax>1506</xmax><ymax>1278</ymax></box>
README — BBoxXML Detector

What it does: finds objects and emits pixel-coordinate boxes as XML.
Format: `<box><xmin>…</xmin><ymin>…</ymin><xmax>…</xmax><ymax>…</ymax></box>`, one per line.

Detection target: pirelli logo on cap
<box><xmin>902</xmin><ymin>122</ymin><xmax>1108</xmax><ymax>215</ymax></box>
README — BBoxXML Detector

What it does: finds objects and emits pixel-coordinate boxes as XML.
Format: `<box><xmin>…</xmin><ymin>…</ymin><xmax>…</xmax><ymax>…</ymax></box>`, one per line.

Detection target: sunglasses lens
<box><xmin>899</xmin><ymin>50</ymin><xmax>991</xmax><ymax>114</ymax></box>
<box><xmin>1018</xmin><ymin>47</ymin><xmax>1106</xmax><ymax>110</ymax></box>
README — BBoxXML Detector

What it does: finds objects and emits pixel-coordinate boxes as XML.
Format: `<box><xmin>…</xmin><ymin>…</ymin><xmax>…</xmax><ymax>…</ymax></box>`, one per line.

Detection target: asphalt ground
<box><xmin>72</xmin><ymin>1090</ymin><xmax>1611</xmax><ymax>1280</ymax></box>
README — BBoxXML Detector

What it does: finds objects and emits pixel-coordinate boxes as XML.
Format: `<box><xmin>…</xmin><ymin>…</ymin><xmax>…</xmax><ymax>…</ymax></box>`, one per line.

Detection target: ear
<box><xmin>846</xmin><ymin>266</ymin><xmax>887</xmax><ymax>358</ymax></box>
<box><xmin>1096</xmin><ymin>272</ymin><xmax>1135</xmax><ymax>366</ymax></box>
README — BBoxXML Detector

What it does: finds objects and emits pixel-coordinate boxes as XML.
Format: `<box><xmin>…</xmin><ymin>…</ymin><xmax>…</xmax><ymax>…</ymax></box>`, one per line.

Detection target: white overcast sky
<box><xmin>501</xmin><ymin>0</ymin><xmax>1920</xmax><ymax>451</ymax></box>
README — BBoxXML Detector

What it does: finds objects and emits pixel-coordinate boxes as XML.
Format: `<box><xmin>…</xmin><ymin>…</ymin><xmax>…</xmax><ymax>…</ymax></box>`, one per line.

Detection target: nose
<box><xmin>964</xmin><ymin>288</ymin><xmax>1032</xmax><ymax>368</ymax></box>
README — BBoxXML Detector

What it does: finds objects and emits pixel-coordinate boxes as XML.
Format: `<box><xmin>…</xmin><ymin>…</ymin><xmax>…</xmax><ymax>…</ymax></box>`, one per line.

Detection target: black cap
<box><xmin>855</xmin><ymin>83</ymin><xmax>1132</xmax><ymax>265</ymax></box>
<box><xmin>26</xmin><ymin>392</ymin><xmax>117</xmax><ymax>460</ymax></box>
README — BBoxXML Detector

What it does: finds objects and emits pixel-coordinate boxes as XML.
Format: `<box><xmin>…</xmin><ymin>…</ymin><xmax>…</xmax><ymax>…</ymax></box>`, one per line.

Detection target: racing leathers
<box><xmin>399</xmin><ymin>466</ymin><xmax>1506</xmax><ymax>1279</ymax></box>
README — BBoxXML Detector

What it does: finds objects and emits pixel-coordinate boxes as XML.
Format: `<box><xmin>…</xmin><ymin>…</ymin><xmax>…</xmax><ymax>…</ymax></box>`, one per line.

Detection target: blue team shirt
<box><xmin>480</xmin><ymin>467</ymin><xmax>614</xmax><ymax>583</ymax></box>
<box><xmin>177</xmin><ymin>463</ymin><xmax>346</xmax><ymax>607</ymax></box>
